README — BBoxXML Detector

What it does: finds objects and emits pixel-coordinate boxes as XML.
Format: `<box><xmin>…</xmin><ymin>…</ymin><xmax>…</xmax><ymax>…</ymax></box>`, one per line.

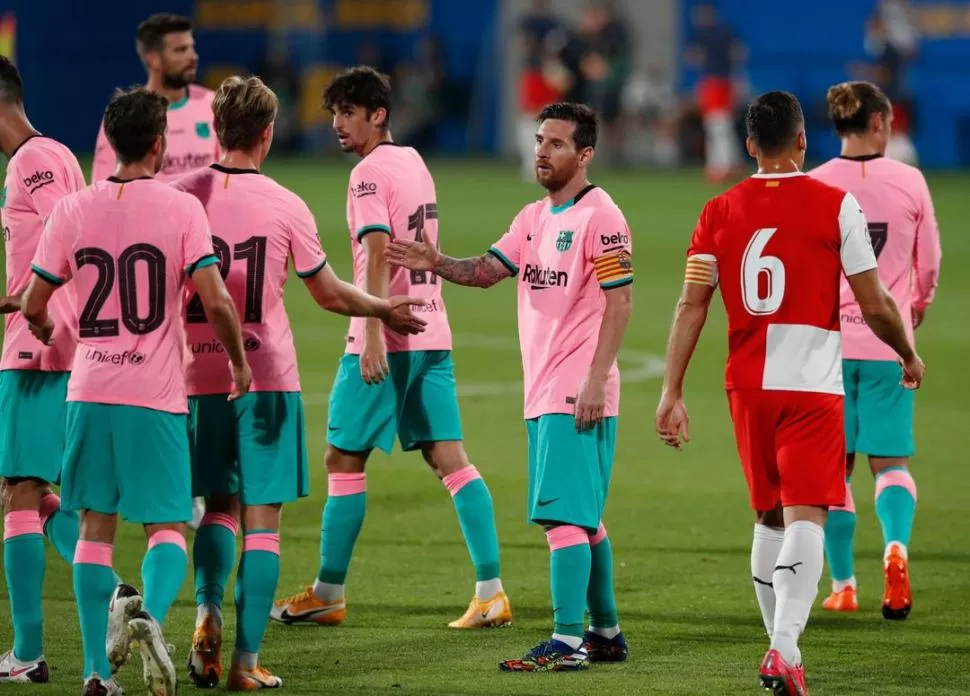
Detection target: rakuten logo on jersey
<box><xmin>24</xmin><ymin>170</ymin><xmax>55</xmax><ymax>194</ymax></box>
<box><xmin>162</xmin><ymin>152</ymin><xmax>213</xmax><ymax>174</ymax></box>
<box><xmin>600</xmin><ymin>232</ymin><xmax>629</xmax><ymax>248</ymax></box>
<box><xmin>522</xmin><ymin>263</ymin><xmax>569</xmax><ymax>289</ymax></box>
<box><xmin>351</xmin><ymin>181</ymin><xmax>378</xmax><ymax>198</ymax></box>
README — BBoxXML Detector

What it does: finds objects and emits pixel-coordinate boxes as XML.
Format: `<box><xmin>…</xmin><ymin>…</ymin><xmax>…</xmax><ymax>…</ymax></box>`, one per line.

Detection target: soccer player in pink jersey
<box><xmin>810</xmin><ymin>81</ymin><xmax>942</xmax><ymax>620</ymax></box>
<box><xmin>0</xmin><ymin>55</ymin><xmax>85</xmax><ymax>684</ymax></box>
<box><xmin>270</xmin><ymin>66</ymin><xmax>512</xmax><ymax>631</ymax></box>
<box><xmin>21</xmin><ymin>87</ymin><xmax>251</xmax><ymax>696</ymax></box>
<box><xmin>172</xmin><ymin>76</ymin><xmax>426</xmax><ymax>691</ymax></box>
<box><xmin>92</xmin><ymin>14</ymin><xmax>220</xmax><ymax>185</ymax></box>
<box><xmin>388</xmin><ymin>102</ymin><xmax>634</xmax><ymax>672</ymax></box>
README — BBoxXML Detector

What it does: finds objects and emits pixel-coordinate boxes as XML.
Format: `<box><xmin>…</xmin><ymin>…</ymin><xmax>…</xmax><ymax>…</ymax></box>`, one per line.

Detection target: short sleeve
<box><xmin>584</xmin><ymin>204</ymin><xmax>634</xmax><ymax>289</ymax></box>
<box><xmin>289</xmin><ymin>197</ymin><xmax>328</xmax><ymax>278</ymax></box>
<box><xmin>839</xmin><ymin>192</ymin><xmax>878</xmax><ymax>277</ymax></box>
<box><xmin>685</xmin><ymin>199</ymin><xmax>719</xmax><ymax>286</ymax></box>
<box><xmin>488</xmin><ymin>207</ymin><xmax>529</xmax><ymax>275</ymax></box>
<box><xmin>30</xmin><ymin>199</ymin><xmax>72</xmax><ymax>286</ymax></box>
<box><xmin>17</xmin><ymin>148</ymin><xmax>78</xmax><ymax>222</ymax></box>
<box><xmin>181</xmin><ymin>196</ymin><xmax>218</xmax><ymax>276</ymax></box>
<box><xmin>348</xmin><ymin>162</ymin><xmax>392</xmax><ymax>242</ymax></box>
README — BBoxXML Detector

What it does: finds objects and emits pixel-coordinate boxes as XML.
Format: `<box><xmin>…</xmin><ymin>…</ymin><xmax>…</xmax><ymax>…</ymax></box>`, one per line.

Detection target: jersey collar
<box><xmin>838</xmin><ymin>153</ymin><xmax>883</xmax><ymax>162</ymax></box>
<box><xmin>549</xmin><ymin>183</ymin><xmax>597</xmax><ymax>214</ymax></box>
<box><xmin>211</xmin><ymin>163</ymin><xmax>260</xmax><ymax>175</ymax></box>
<box><xmin>750</xmin><ymin>171</ymin><xmax>806</xmax><ymax>179</ymax></box>
<box><xmin>106</xmin><ymin>175</ymin><xmax>153</xmax><ymax>183</ymax></box>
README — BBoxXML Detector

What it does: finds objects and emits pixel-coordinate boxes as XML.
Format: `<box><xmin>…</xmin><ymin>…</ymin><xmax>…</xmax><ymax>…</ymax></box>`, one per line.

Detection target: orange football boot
<box><xmin>821</xmin><ymin>585</ymin><xmax>859</xmax><ymax>612</ymax></box>
<box><xmin>882</xmin><ymin>543</ymin><xmax>912</xmax><ymax>620</ymax></box>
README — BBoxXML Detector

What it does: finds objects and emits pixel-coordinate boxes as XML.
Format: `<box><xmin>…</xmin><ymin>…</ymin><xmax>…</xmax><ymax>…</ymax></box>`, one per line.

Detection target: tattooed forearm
<box><xmin>434</xmin><ymin>253</ymin><xmax>513</xmax><ymax>288</ymax></box>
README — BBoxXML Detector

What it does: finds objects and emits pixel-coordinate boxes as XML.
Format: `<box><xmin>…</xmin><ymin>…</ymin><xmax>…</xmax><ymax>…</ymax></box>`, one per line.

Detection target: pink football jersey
<box><xmin>810</xmin><ymin>155</ymin><xmax>942</xmax><ymax>362</ymax></box>
<box><xmin>489</xmin><ymin>185</ymin><xmax>633</xmax><ymax>420</ymax></box>
<box><xmin>344</xmin><ymin>143</ymin><xmax>451</xmax><ymax>353</ymax></box>
<box><xmin>31</xmin><ymin>177</ymin><xmax>216</xmax><ymax>413</ymax></box>
<box><xmin>92</xmin><ymin>85</ymin><xmax>220</xmax><ymax>183</ymax></box>
<box><xmin>686</xmin><ymin>173</ymin><xmax>877</xmax><ymax>394</ymax></box>
<box><xmin>172</xmin><ymin>164</ymin><xmax>327</xmax><ymax>395</ymax></box>
<box><xmin>2</xmin><ymin>136</ymin><xmax>86</xmax><ymax>372</ymax></box>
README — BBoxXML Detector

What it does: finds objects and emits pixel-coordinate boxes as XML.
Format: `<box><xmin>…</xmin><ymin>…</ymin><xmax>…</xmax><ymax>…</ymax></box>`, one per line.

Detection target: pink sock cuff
<box><xmin>38</xmin><ymin>493</ymin><xmax>61</xmax><ymax>525</ymax></box>
<box><xmin>74</xmin><ymin>540</ymin><xmax>113</xmax><ymax>566</ymax></box>
<box><xmin>831</xmin><ymin>481</ymin><xmax>856</xmax><ymax>513</ymax></box>
<box><xmin>589</xmin><ymin>522</ymin><xmax>608</xmax><ymax>546</ymax></box>
<box><xmin>244</xmin><ymin>532</ymin><xmax>281</xmax><ymax>555</ymax></box>
<box><xmin>442</xmin><ymin>466</ymin><xmax>482</xmax><ymax>497</ymax></box>
<box><xmin>328</xmin><ymin>472</ymin><xmax>367</xmax><ymax>497</ymax></box>
<box><xmin>148</xmin><ymin>529</ymin><xmax>187</xmax><ymax>553</ymax></box>
<box><xmin>200</xmin><ymin>512</ymin><xmax>239</xmax><ymax>536</ymax></box>
<box><xmin>875</xmin><ymin>469</ymin><xmax>917</xmax><ymax>502</ymax></box>
<box><xmin>4</xmin><ymin>510</ymin><xmax>43</xmax><ymax>540</ymax></box>
<box><xmin>546</xmin><ymin>525</ymin><xmax>590</xmax><ymax>551</ymax></box>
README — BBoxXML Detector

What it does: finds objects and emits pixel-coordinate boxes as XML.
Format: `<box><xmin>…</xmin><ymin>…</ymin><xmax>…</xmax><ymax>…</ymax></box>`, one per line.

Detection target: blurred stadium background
<box><xmin>1</xmin><ymin>1</ymin><xmax>969</xmax><ymax>694</ymax></box>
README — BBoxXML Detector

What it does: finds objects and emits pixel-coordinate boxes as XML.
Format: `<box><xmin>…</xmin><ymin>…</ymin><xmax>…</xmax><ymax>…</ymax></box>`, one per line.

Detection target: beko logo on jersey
<box><xmin>84</xmin><ymin>348</ymin><xmax>146</xmax><ymax>366</ymax></box>
<box><xmin>24</xmin><ymin>170</ymin><xmax>55</xmax><ymax>194</ymax></box>
<box><xmin>351</xmin><ymin>181</ymin><xmax>378</xmax><ymax>198</ymax></box>
<box><xmin>600</xmin><ymin>232</ymin><xmax>629</xmax><ymax>248</ymax></box>
<box><xmin>162</xmin><ymin>153</ymin><xmax>213</xmax><ymax>174</ymax></box>
<box><xmin>522</xmin><ymin>263</ymin><xmax>569</xmax><ymax>289</ymax></box>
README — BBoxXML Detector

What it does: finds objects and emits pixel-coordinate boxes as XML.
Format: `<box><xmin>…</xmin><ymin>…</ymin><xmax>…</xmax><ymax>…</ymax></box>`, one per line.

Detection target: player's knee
<box><xmin>845</xmin><ymin>453</ymin><xmax>856</xmax><ymax>477</ymax></box>
<box><xmin>421</xmin><ymin>441</ymin><xmax>469</xmax><ymax>478</ymax></box>
<box><xmin>143</xmin><ymin>521</ymin><xmax>186</xmax><ymax>541</ymax></box>
<box><xmin>869</xmin><ymin>456</ymin><xmax>909</xmax><ymax>477</ymax></box>
<box><xmin>78</xmin><ymin>509</ymin><xmax>118</xmax><ymax>543</ymax></box>
<box><xmin>325</xmin><ymin>445</ymin><xmax>368</xmax><ymax>474</ymax></box>
<box><xmin>1</xmin><ymin>477</ymin><xmax>47</xmax><ymax>511</ymax></box>
<box><xmin>242</xmin><ymin>503</ymin><xmax>281</xmax><ymax>534</ymax></box>
<box><xmin>756</xmin><ymin>505</ymin><xmax>784</xmax><ymax>529</ymax></box>
<box><xmin>205</xmin><ymin>493</ymin><xmax>240</xmax><ymax>518</ymax></box>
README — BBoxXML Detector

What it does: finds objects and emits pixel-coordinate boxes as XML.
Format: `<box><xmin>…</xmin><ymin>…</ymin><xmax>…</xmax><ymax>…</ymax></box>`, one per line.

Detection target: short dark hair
<box><xmin>826</xmin><ymin>81</ymin><xmax>892</xmax><ymax>136</ymax></box>
<box><xmin>745</xmin><ymin>91</ymin><xmax>804</xmax><ymax>156</ymax></box>
<box><xmin>323</xmin><ymin>66</ymin><xmax>392</xmax><ymax>125</ymax></box>
<box><xmin>536</xmin><ymin>102</ymin><xmax>598</xmax><ymax>150</ymax></box>
<box><xmin>0</xmin><ymin>56</ymin><xmax>23</xmax><ymax>104</ymax></box>
<box><xmin>103</xmin><ymin>87</ymin><xmax>168</xmax><ymax>165</ymax></box>
<box><xmin>136</xmin><ymin>13</ymin><xmax>193</xmax><ymax>55</ymax></box>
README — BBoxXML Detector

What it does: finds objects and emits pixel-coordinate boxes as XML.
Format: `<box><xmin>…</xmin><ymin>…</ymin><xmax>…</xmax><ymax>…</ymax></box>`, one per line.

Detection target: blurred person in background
<box><xmin>860</xmin><ymin>2</ymin><xmax>920</xmax><ymax>164</ymax></box>
<box><xmin>575</xmin><ymin>1</ymin><xmax>632</xmax><ymax>166</ymax></box>
<box><xmin>685</xmin><ymin>1</ymin><xmax>746</xmax><ymax>183</ymax></box>
<box><xmin>394</xmin><ymin>35</ymin><xmax>448</xmax><ymax>153</ymax></box>
<box><xmin>810</xmin><ymin>80</ymin><xmax>940</xmax><ymax>622</ymax></box>
<box><xmin>621</xmin><ymin>62</ymin><xmax>680</xmax><ymax>167</ymax></box>
<box><xmin>516</xmin><ymin>0</ymin><xmax>570</xmax><ymax>180</ymax></box>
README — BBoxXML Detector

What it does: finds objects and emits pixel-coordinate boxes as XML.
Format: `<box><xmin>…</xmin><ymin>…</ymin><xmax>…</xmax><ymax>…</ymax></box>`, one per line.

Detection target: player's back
<box><xmin>173</xmin><ymin>164</ymin><xmax>320</xmax><ymax>395</ymax></box>
<box><xmin>810</xmin><ymin>155</ymin><xmax>938</xmax><ymax>360</ymax></box>
<box><xmin>345</xmin><ymin>143</ymin><xmax>451</xmax><ymax>353</ymax></box>
<box><xmin>2</xmin><ymin>136</ymin><xmax>86</xmax><ymax>372</ymax></box>
<box><xmin>692</xmin><ymin>173</ymin><xmax>862</xmax><ymax>394</ymax></box>
<box><xmin>41</xmin><ymin>177</ymin><xmax>213</xmax><ymax>412</ymax></box>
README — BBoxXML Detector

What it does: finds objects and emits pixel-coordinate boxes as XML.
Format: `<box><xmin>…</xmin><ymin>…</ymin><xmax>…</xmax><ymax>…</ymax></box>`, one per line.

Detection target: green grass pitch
<box><xmin>1</xmin><ymin>158</ymin><xmax>969</xmax><ymax>694</ymax></box>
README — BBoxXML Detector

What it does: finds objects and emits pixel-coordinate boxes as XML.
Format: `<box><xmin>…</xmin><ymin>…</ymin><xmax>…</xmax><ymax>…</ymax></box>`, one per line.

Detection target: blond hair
<box><xmin>212</xmin><ymin>75</ymin><xmax>279</xmax><ymax>152</ymax></box>
<box><xmin>826</xmin><ymin>81</ymin><xmax>891</xmax><ymax>135</ymax></box>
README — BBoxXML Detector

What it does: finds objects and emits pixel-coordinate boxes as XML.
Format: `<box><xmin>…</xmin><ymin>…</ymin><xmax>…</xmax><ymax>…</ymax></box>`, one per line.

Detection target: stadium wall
<box><xmin>680</xmin><ymin>0</ymin><xmax>970</xmax><ymax>169</ymax></box>
<box><xmin>5</xmin><ymin>0</ymin><xmax>501</xmax><ymax>156</ymax></box>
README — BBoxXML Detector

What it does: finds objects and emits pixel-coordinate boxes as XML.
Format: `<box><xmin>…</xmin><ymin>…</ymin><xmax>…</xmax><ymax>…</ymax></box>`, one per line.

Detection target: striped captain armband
<box><xmin>685</xmin><ymin>254</ymin><xmax>718</xmax><ymax>286</ymax></box>
<box><xmin>594</xmin><ymin>249</ymin><xmax>634</xmax><ymax>288</ymax></box>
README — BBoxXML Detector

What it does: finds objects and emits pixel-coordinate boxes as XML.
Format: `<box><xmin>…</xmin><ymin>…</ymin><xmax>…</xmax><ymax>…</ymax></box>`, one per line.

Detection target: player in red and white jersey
<box><xmin>654</xmin><ymin>91</ymin><xmax>924</xmax><ymax>695</ymax></box>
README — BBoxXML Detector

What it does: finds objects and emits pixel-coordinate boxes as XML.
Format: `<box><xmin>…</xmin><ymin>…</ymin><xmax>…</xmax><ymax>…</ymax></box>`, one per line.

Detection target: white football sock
<box><xmin>770</xmin><ymin>521</ymin><xmax>824</xmax><ymax>666</ymax></box>
<box><xmin>552</xmin><ymin>633</ymin><xmax>583</xmax><ymax>651</ymax></box>
<box><xmin>590</xmin><ymin>624</ymin><xmax>621</xmax><ymax>639</ymax></box>
<box><xmin>885</xmin><ymin>542</ymin><xmax>907</xmax><ymax>561</ymax></box>
<box><xmin>751</xmin><ymin>524</ymin><xmax>785</xmax><ymax>639</ymax></box>
<box><xmin>312</xmin><ymin>579</ymin><xmax>344</xmax><ymax>602</ymax></box>
<box><xmin>232</xmin><ymin>649</ymin><xmax>258</xmax><ymax>670</ymax></box>
<box><xmin>196</xmin><ymin>603</ymin><xmax>222</xmax><ymax>629</ymax></box>
<box><xmin>475</xmin><ymin>578</ymin><xmax>503</xmax><ymax>599</ymax></box>
<box><xmin>833</xmin><ymin>576</ymin><xmax>857</xmax><ymax>592</ymax></box>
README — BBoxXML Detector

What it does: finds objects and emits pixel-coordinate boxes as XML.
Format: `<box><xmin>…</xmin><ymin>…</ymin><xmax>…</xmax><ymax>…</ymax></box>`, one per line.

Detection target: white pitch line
<box><xmin>298</xmin><ymin>332</ymin><xmax>666</xmax><ymax>407</ymax></box>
